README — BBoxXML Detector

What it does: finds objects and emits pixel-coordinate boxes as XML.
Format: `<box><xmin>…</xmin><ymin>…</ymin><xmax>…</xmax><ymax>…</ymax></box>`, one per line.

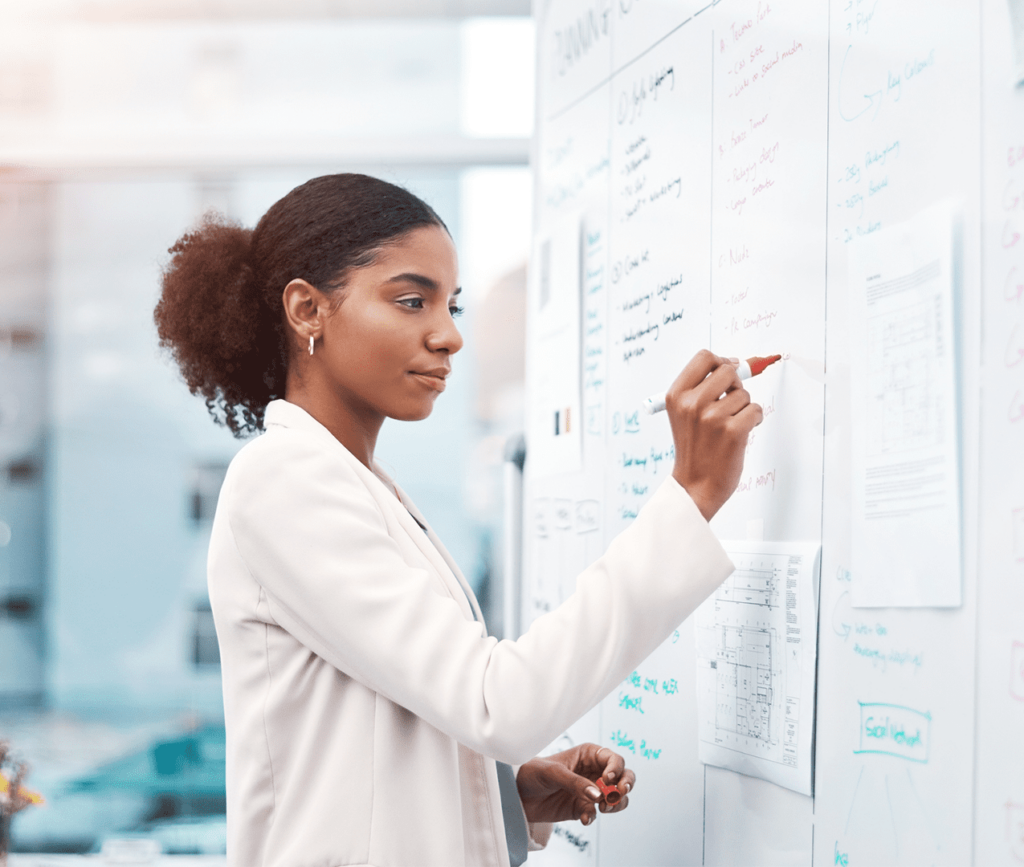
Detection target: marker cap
<box><xmin>596</xmin><ymin>777</ymin><xmax>622</xmax><ymax>805</ymax></box>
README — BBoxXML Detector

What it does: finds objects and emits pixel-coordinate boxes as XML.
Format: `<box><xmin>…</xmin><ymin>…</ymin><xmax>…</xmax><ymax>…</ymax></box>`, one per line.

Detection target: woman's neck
<box><xmin>284</xmin><ymin>377</ymin><xmax>383</xmax><ymax>471</ymax></box>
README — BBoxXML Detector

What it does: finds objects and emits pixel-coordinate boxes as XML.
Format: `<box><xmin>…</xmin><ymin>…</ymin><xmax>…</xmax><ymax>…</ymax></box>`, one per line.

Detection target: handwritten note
<box><xmin>527</xmin><ymin>0</ymin><xmax>1005</xmax><ymax>865</ymax></box>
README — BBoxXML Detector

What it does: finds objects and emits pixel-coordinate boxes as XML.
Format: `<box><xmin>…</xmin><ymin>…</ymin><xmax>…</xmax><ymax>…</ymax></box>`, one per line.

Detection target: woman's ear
<box><xmin>282</xmin><ymin>278</ymin><xmax>324</xmax><ymax>347</ymax></box>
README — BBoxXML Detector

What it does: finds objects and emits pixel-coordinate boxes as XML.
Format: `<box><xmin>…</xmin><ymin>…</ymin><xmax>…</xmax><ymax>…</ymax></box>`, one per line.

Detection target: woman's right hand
<box><xmin>665</xmin><ymin>349</ymin><xmax>763</xmax><ymax>521</ymax></box>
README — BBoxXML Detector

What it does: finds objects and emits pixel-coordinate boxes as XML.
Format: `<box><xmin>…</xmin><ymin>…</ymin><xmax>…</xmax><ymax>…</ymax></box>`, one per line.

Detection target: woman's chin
<box><xmin>388</xmin><ymin>399</ymin><xmax>437</xmax><ymax>422</ymax></box>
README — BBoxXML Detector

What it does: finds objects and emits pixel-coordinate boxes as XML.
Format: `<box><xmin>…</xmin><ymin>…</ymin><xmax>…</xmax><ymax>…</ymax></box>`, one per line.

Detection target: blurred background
<box><xmin>0</xmin><ymin>0</ymin><xmax>533</xmax><ymax>854</ymax></box>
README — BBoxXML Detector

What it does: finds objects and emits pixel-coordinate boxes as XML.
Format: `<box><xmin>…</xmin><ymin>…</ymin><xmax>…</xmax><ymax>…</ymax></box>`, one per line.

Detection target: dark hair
<box><xmin>154</xmin><ymin>174</ymin><xmax>446</xmax><ymax>437</ymax></box>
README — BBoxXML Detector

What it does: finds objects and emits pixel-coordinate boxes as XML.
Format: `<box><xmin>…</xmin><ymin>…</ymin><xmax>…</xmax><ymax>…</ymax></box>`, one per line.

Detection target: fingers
<box><xmin>540</xmin><ymin>758</ymin><xmax>605</xmax><ymax>825</ymax></box>
<box><xmin>597</xmin><ymin>746</ymin><xmax>625</xmax><ymax>782</ymax></box>
<box><xmin>549</xmin><ymin>744</ymin><xmax>637</xmax><ymax>825</ymax></box>
<box><xmin>599</xmin><ymin>793</ymin><xmax>630</xmax><ymax>814</ymax></box>
<box><xmin>710</xmin><ymin>383</ymin><xmax>751</xmax><ymax>416</ymax></box>
<box><xmin>593</xmin><ymin>746</ymin><xmax>635</xmax><ymax>814</ymax></box>
<box><xmin>732</xmin><ymin>399</ymin><xmax>765</xmax><ymax>432</ymax></box>
<box><xmin>667</xmin><ymin>357</ymin><xmax>744</xmax><ymax>418</ymax></box>
<box><xmin>670</xmin><ymin>349</ymin><xmax>730</xmax><ymax>394</ymax></box>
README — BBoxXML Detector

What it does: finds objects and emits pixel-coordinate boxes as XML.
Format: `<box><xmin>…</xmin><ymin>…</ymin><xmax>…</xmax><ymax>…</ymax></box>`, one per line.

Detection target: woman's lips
<box><xmin>409</xmin><ymin>372</ymin><xmax>447</xmax><ymax>392</ymax></box>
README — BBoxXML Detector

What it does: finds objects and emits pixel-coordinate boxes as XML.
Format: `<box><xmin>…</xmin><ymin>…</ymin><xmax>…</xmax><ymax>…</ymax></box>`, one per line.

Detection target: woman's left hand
<box><xmin>515</xmin><ymin>743</ymin><xmax>635</xmax><ymax>826</ymax></box>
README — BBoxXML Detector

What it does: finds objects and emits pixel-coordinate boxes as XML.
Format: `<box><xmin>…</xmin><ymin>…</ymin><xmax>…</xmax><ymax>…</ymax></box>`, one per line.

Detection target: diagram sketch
<box><xmin>848</xmin><ymin>206</ymin><xmax>961</xmax><ymax>607</ymax></box>
<box><xmin>864</xmin><ymin>265</ymin><xmax>944</xmax><ymax>458</ymax></box>
<box><xmin>526</xmin><ymin>495</ymin><xmax>605</xmax><ymax>619</ymax></box>
<box><xmin>696</xmin><ymin>542</ymin><xmax>820</xmax><ymax>795</ymax></box>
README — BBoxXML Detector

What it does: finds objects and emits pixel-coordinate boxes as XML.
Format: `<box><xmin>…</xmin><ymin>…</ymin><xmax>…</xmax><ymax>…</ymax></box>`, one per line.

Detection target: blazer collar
<box><xmin>263</xmin><ymin>400</ymin><xmax>484</xmax><ymax>626</ymax></box>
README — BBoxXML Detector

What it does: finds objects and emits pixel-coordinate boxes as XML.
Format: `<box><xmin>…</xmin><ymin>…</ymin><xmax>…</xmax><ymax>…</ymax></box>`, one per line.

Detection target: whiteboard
<box><xmin>522</xmin><ymin>0</ymin><xmax>1021</xmax><ymax>864</ymax></box>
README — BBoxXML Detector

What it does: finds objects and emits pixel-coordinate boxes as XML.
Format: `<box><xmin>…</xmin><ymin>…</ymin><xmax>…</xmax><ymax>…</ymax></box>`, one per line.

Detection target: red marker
<box><xmin>642</xmin><ymin>354</ymin><xmax>782</xmax><ymax>415</ymax></box>
<box><xmin>595</xmin><ymin>777</ymin><xmax>622</xmax><ymax>806</ymax></box>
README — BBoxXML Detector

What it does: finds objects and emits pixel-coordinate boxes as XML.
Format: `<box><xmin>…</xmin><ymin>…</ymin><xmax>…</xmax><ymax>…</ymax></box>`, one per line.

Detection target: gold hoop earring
<box><xmin>308</xmin><ymin>334</ymin><xmax>315</xmax><ymax>356</ymax></box>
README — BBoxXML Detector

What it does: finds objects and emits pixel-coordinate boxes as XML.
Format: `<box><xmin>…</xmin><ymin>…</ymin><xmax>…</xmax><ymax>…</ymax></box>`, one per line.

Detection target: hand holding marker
<box><xmin>642</xmin><ymin>354</ymin><xmax>782</xmax><ymax>415</ymax></box>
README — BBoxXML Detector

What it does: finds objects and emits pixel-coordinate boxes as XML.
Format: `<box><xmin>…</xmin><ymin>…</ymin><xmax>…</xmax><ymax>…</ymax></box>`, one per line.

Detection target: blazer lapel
<box><xmin>348</xmin><ymin>461</ymin><xmax>480</xmax><ymax>625</ymax></box>
<box><xmin>393</xmin><ymin>486</ymin><xmax>486</xmax><ymax>626</ymax></box>
<box><xmin>264</xmin><ymin>401</ymin><xmax>481</xmax><ymax>625</ymax></box>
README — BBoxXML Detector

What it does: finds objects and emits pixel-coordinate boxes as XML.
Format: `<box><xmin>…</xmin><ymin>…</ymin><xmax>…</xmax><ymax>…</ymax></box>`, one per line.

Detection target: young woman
<box><xmin>155</xmin><ymin>173</ymin><xmax>761</xmax><ymax>867</ymax></box>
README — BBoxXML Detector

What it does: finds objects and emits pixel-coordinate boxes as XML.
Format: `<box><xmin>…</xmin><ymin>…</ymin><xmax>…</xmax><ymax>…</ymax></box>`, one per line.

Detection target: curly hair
<box><xmin>154</xmin><ymin>174</ymin><xmax>446</xmax><ymax>437</ymax></box>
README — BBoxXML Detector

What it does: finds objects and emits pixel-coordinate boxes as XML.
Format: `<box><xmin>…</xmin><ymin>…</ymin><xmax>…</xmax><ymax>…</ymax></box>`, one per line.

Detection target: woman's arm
<box><xmin>223</xmin><ymin>352</ymin><xmax>753</xmax><ymax>765</ymax></box>
<box><xmin>223</xmin><ymin>427</ymin><xmax>731</xmax><ymax>766</ymax></box>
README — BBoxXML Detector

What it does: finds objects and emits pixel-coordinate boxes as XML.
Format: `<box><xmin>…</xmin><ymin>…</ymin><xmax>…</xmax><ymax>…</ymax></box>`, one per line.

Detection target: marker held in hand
<box><xmin>642</xmin><ymin>354</ymin><xmax>782</xmax><ymax>415</ymax></box>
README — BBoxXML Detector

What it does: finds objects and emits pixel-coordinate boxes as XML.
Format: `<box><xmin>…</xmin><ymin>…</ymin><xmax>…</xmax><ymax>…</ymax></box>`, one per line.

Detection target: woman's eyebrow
<box><xmin>386</xmin><ymin>273</ymin><xmax>462</xmax><ymax>296</ymax></box>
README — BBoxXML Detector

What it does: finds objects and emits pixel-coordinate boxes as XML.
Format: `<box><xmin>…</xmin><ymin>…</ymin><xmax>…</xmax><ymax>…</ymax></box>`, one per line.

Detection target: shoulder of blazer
<box><xmin>221</xmin><ymin>403</ymin><xmax>390</xmax><ymax>536</ymax></box>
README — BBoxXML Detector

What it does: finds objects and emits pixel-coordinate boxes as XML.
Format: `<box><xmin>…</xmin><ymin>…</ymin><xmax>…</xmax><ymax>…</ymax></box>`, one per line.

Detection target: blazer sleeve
<box><xmin>222</xmin><ymin>429</ymin><xmax>734</xmax><ymax>766</ymax></box>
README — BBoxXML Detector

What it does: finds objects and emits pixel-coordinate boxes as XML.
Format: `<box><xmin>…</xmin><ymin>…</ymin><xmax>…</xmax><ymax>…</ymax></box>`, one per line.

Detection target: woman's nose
<box><xmin>427</xmin><ymin>308</ymin><xmax>464</xmax><ymax>354</ymax></box>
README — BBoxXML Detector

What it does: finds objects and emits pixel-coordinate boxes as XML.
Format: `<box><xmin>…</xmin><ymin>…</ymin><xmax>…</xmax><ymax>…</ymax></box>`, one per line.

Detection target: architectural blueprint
<box><xmin>848</xmin><ymin>205</ymin><xmax>962</xmax><ymax>607</ymax></box>
<box><xmin>695</xmin><ymin>541</ymin><xmax>821</xmax><ymax>795</ymax></box>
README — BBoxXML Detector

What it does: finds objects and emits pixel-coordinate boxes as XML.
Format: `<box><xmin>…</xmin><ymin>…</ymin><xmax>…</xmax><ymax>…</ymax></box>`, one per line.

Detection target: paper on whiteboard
<box><xmin>527</xmin><ymin>216</ymin><xmax>583</xmax><ymax>479</ymax></box>
<box><xmin>848</xmin><ymin>204</ymin><xmax>962</xmax><ymax>608</ymax></box>
<box><xmin>695</xmin><ymin>541</ymin><xmax>820</xmax><ymax>796</ymax></box>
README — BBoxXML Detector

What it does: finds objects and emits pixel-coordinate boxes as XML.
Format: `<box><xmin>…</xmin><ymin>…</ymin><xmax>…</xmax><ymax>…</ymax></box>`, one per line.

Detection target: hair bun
<box><xmin>156</xmin><ymin>212</ymin><xmax>283</xmax><ymax>436</ymax></box>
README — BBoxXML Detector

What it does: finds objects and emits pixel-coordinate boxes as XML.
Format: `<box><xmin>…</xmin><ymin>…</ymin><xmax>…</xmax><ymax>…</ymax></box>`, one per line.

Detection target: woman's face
<box><xmin>319</xmin><ymin>224</ymin><xmax>464</xmax><ymax>423</ymax></box>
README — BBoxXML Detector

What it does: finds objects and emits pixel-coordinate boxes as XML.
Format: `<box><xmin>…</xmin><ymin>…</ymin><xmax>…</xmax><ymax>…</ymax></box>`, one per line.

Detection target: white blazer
<box><xmin>208</xmin><ymin>399</ymin><xmax>734</xmax><ymax>867</ymax></box>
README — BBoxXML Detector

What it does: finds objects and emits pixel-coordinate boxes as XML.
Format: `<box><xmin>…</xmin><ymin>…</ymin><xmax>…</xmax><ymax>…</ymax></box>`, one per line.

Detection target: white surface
<box><xmin>696</xmin><ymin>541</ymin><xmax>820</xmax><ymax>795</ymax></box>
<box><xmin>527</xmin><ymin>215</ymin><xmax>584</xmax><ymax>479</ymax></box>
<box><xmin>974</xmin><ymin>0</ymin><xmax>1024</xmax><ymax>862</ymax></box>
<box><xmin>527</xmin><ymin>0</ymin><xmax>994</xmax><ymax>864</ymax></box>
<box><xmin>848</xmin><ymin>205</ymin><xmax>963</xmax><ymax>607</ymax></box>
<box><xmin>814</xmin><ymin>0</ymin><xmax>981</xmax><ymax>862</ymax></box>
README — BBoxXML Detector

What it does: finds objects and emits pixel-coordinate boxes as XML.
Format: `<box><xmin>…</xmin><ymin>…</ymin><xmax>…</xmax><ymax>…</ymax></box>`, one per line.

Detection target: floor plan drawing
<box><xmin>711</xmin><ymin>621</ymin><xmax>776</xmax><ymax>749</ymax></box>
<box><xmin>696</xmin><ymin>542</ymin><xmax>820</xmax><ymax>794</ymax></box>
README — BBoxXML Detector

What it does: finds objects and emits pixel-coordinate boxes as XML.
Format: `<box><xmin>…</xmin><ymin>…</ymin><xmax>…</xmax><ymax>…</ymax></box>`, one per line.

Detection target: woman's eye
<box><xmin>449</xmin><ymin>304</ymin><xmax>465</xmax><ymax>318</ymax></box>
<box><xmin>398</xmin><ymin>297</ymin><xmax>424</xmax><ymax>309</ymax></box>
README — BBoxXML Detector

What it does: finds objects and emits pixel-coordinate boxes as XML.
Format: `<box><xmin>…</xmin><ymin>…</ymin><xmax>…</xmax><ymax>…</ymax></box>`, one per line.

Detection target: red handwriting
<box><xmin>724</xmin><ymin>4</ymin><xmax>773</xmax><ymax>46</ymax></box>
<box><xmin>731</xmin><ymin>19</ymin><xmax>753</xmax><ymax>42</ymax></box>
<box><xmin>727</xmin><ymin>44</ymin><xmax>767</xmax><ymax>75</ymax></box>
<box><xmin>761</xmin><ymin>39</ymin><xmax>803</xmax><ymax>77</ymax></box>
<box><xmin>728</xmin><ymin>196</ymin><xmax>748</xmax><ymax>216</ymax></box>
<box><xmin>717</xmin><ymin>246</ymin><xmax>749</xmax><ymax>269</ymax></box>
<box><xmin>1003</xmin><ymin>219</ymin><xmax>1021</xmax><ymax>249</ymax></box>
<box><xmin>730</xmin><ymin>77</ymin><xmax>752</xmax><ymax>98</ymax></box>
<box><xmin>1006</xmin><ymin>323</ymin><xmax>1024</xmax><ymax>368</ymax></box>
<box><xmin>727</xmin><ymin>38</ymin><xmax>801</xmax><ymax>99</ymax></box>
<box><xmin>730</xmin><ymin>309</ymin><xmax>778</xmax><ymax>333</ymax></box>
<box><xmin>1006</xmin><ymin>799</ymin><xmax>1024</xmax><ymax>862</ymax></box>
<box><xmin>733</xmin><ymin>161</ymin><xmax>757</xmax><ymax>183</ymax></box>
<box><xmin>1004</xmin><ymin>178</ymin><xmax>1024</xmax><ymax>212</ymax></box>
<box><xmin>735</xmin><ymin>468</ymin><xmax>777</xmax><ymax>493</ymax></box>
<box><xmin>1009</xmin><ymin>389</ymin><xmax>1024</xmax><ymax>423</ymax></box>
<box><xmin>1009</xmin><ymin>144</ymin><xmax>1024</xmax><ymax>168</ymax></box>
<box><xmin>1006</xmin><ymin>267</ymin><xmax>1024</xmax><ymax>303</ymax></box>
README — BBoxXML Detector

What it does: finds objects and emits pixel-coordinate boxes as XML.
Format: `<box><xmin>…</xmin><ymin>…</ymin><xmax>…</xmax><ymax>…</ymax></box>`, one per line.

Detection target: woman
<box><xmin>154</xmin><ymin>174</ymin><xmax>761</xmax><ymax>867</ymax></box>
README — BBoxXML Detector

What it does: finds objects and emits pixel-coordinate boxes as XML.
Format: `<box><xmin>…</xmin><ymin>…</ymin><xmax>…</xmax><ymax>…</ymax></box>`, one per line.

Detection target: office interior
<box><xmin>0</xmin><ymin>0</ymin><xmax>533</xmax><ymax>853</ymax></box>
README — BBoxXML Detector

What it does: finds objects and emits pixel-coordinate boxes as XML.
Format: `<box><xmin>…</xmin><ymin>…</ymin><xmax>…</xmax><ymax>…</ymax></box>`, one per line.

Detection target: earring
<box><xmin>308</xmin><ymin>334</ymin><xmax>315</xmax><ymax>356</ymax></box>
